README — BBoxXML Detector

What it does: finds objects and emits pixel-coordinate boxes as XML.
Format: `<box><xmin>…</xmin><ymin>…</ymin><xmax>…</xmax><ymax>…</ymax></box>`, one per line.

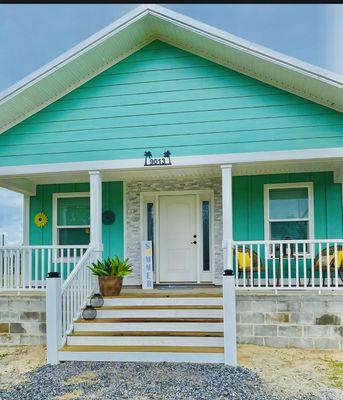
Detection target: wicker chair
<box><xmin>308</xmin><ymin>245</ymin><xmax>343</xmax><ymax>286</ymax></box>
<box><xmin>234</xmin><ymin>247</ymin><xmax>265</xmax><ymax>286</ymax></box>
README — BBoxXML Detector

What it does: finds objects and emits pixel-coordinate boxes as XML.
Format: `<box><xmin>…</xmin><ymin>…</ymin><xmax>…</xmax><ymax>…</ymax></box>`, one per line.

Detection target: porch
<box><xmin>0</xmin><ymin>158</ymin><xmax>342</xmax><ymax>364</ymax></box>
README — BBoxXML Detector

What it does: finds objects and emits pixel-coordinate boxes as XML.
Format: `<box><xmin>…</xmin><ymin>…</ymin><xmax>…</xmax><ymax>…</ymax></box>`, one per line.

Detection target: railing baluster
<box><xmin>250</xmin><ymin>244</ymin><xmax>253</xmax><ymax>288</ymax></box>
<box><xmin>67</xmin><ymin>248</ymin><xmax>71</xmax><ymax>279</ymax></box>
<box><xmin>280</xmin><ymin>242</ymin><xmax>284</xmax><ymax>288</ymax></box>
<box><xmin>34</xmin><ymin>249</ymin><xmax>38</xmax><ymax>289</ymax></box>
<box><xmin>0</xmin><ymin>250</ymin><xmax>3</xmax><ymax>290</ymax></box>
<box><xmin>257</xmin><ymin>244</ymin><xmax>261</xmax><ymax>288</ymax></box>
<box><xmin>303</xmin><ymin>243</ymin><xmax>307</xmax><ymax>288</ymax></box>
<box><xmin>319</xmin><ymin>243</ymin><xmax>323</xmax><ymax>289</ymax></box>
<box><xmin>41</xmin><ymin>248</ymin><xmax>45</xmax><ymax>289</ymax></box>
<box><xmin>326</xmin><ymin>242</ymin><xmax>330</xmax><ymax>288</ymax></box>
<box><xmin>15</xmin><ymin>249</ymin><xmax>20</xmax><ymax>289</ymax></box>
<box><xmin>311</xmin><ymin>243</ymin><xmax>315</xmax><ymax>288</ymax></box>
<box><xmin>234</xmin><ymin>245</ymin><xmax>238</xmax><ymax>287</ymax></box>
<box><xmin>242</xmin><ymin>244</ymin><xmax>246</xmax><ymax>288</ymax></box>
<box><xmin>295</xmin><ymin>243</ymin><xmax>299</xmax><ymax>288</ymax></box>
<box><xmin>28</xmin><ymin>248</ymin><xmax>32</xmax><ymax>289</ymax></box>
<box><xmin>287</xmin><ymin>243</ymin><xmax>291</xmax><ymax>288</ymax></box>
<box><xmin>265</xmin><ymin>243</ymin><xmax>269</xmax><ymax>288</ymax></box>
<box><xmin>334</xmin><ymin>242</ymin><xmax>338</xmax><ymax>288</ymax></box>
<box><xmin>272</xmin><ymin>243</ymin><xmax>276</xmax><ymax>288</ymax></box>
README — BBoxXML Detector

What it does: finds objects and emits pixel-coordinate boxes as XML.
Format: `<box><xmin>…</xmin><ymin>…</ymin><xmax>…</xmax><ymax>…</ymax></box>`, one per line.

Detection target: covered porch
<box><xmin>0</xmin><ymin>156</ymin><xmax>342</xmax><ymax>292</ymax></box>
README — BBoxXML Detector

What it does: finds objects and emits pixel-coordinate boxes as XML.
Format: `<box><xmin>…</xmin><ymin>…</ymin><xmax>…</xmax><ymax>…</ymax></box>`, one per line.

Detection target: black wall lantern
<box><xmin>90</xmin><ymin>293</ymin><xmax>104</xmax><ymax>308</ymax></box>
<box><xmin>102</xmin><ymin>210</ymin><xmax>115</xmax><ymax>225</ymax></box>
<box><xmin>82</xmin><ymin>305</ymin><xmax>97</xmax><ymax>320</ymax></box>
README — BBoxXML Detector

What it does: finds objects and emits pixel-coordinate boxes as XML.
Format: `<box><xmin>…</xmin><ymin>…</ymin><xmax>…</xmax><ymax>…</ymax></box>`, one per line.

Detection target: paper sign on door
<box><xmin>141</xmin><ymin>241</ymin><xmax>154</xmax><ymax>290</ymax></box>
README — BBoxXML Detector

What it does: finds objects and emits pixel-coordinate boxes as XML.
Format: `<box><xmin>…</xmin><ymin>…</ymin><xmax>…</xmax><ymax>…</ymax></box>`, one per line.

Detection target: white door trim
<box><xmin>140</xmin><ymin>189</ymin><xmax>214</xmax><ymax>284</ymax></box>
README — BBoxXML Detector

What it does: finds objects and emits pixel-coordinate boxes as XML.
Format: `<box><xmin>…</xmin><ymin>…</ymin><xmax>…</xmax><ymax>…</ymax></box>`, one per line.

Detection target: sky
<box><xmin>0</xmin><ymin>3</ymin><xmax>342</xmax><ymax>245</ymax></box>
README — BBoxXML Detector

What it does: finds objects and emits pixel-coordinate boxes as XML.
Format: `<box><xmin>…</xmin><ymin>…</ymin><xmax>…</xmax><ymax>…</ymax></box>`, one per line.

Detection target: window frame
<box><xmin>52</xmin><ymin>192</ymin><xmax>90</xmax><ymax>247</ymax></box>
<box><xmin>264</xmin><ymin>182</ymin><xmax>314</xmax><ymax>257</ymax></box>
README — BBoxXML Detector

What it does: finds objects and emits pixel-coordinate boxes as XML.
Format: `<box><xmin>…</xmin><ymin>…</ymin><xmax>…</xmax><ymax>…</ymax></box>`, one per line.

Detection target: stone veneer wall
<box><xmin>125</xmin><ymin>176</ymin><xmax>223</xmax><ymax>284</ymax></box>
<box><xmin>237</xmin><ymin>292</ymin><xmax>343</xmax><ymax>349</ymax></box>
<box><xmin>0</xmin><ymin>294</ymin><xmax>46</xmax><ymax>345</ymax></box>
<box><xmin>1</xmin><ymin>292</ymin><xmax>342</xmax><ymax>349</ymax></box>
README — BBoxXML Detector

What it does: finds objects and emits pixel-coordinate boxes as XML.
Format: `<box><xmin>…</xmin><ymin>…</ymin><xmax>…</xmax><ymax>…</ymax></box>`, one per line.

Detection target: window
<box><xmin>202</xmin><ymin>201</ymin><xmax>210</xmax><ymax>271</ymax></box>
<box><xmin>54</xmin><ymin>193</ymin><xmax>90</xmax><ymax>247</ymax></box>
<box><xmin>146</xmin><ymin>202</ymin><xmax>155</xmax><ymax>268</ymax></box>
<box><xmin>264</xmin><ymin>183</ymin><xmax>313</xmax><ymax>252</ymax></box>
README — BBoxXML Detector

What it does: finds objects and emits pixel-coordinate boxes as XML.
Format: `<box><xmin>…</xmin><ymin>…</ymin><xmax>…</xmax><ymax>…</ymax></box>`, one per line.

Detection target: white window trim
<box><xmin>52</xmin><ymin>192</ymin><xmax>90</xmax><ymax>246</ymax></box>
<box><xmin>264</xmin><ymin>182</ymin><xmax>314</xmax><ymax>258</ymax></box>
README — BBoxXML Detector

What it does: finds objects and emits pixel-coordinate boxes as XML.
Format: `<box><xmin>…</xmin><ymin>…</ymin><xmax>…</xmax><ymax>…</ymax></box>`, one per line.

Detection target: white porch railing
<box><xmin>0</xmin><ymin>245</ymin><xmax>89</xmax><ymax>291</ymax></box>
<box><xmin>61</xmin><ymin>245</ymin><xmax>96</xmax><ymax>345</ymax></box>
<box><xmin>231</xmin><ymin>239</ymin><xmax>343</xmax><ymax>290</ymax></box>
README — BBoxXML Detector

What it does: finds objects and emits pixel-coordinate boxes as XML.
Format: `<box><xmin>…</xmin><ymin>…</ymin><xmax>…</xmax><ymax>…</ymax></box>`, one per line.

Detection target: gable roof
<box><xmin>0</xmin><ymin>4</ymin><xmax>342</xmax><ymax>135</ymax></box>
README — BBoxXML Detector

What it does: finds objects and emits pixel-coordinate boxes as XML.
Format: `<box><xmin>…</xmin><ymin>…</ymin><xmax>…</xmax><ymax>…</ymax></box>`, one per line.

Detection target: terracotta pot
<box><xmin>98</xmin><ymin>276</ymin><xmax>123</xmax><ymax>296</ymax></box>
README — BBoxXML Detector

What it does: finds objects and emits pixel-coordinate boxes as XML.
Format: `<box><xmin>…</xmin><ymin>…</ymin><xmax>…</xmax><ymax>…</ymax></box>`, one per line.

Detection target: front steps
<box><xmin>59</xmin><ymin>292</ymin><xmax>224</xmax><ymax>363</ymax></box>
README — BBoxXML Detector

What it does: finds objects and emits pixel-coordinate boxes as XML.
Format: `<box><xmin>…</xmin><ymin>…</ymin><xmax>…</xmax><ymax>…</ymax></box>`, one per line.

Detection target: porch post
<box><xmin>89</xmin><ymin>171</ymin><xmax>103</xmax><ymax>261</ymax></box>
<box><xmin>221</xmin><ymin>164</ymin><xmax>237</xmax><ymax>366</ymax></box>
<box><xmin>221</xmin><ymin>164</ymin><xmax>233</xmax><ymax>269</ymax></box>
<box><xmin>46</xmin><ymin>272</ymin><xmax>62</xmax><ymax>365</ymax></box>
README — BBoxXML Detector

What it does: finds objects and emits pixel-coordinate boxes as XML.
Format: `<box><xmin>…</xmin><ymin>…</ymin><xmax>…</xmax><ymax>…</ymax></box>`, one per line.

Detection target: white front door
<box><xmin>159</xmin><ymin>194</ymin><xmax>198</xmax><ymax>282</ymax></box>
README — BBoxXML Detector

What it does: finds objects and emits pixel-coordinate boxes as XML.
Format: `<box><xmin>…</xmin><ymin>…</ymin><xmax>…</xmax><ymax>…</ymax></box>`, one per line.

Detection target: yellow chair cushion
<box><xmin>237</xmin><ymin>251</ymin><xmax>251</xmax><ymax>270</ymax></box>
<box><xmin>316</xmin><ymin>250</ymin><xmax>343</xmax><ymax>269</ymax></box>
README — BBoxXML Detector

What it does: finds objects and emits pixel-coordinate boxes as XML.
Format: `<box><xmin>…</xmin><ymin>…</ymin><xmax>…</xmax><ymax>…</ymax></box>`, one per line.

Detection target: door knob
<box><xmin>191</xmin><ymin>241</ymin><xmax>197</xmax><ymax>244</ymax></box>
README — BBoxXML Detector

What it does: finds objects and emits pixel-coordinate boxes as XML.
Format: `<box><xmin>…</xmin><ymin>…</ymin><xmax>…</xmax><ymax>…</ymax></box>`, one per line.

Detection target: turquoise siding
<box><xmin>30</xmin><ymin>181</ymin><xmax>124</xmax><ymax>259</ymax></box>
<box><xmin>0</xmin><ymin>41</ymin><xmax>342</xmax><ymax>167</ymax></box>
<box><xmin>233</xmin><ymin>172</ymin><xmax>343</xmax><ymax>240</ymax></box>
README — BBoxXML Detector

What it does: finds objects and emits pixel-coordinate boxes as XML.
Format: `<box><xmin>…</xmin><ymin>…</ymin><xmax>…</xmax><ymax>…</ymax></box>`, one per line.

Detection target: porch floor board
<box><xmin>60</xmin><ymin>345</ymin><xmax>224</xmax><ymax>353</ymax></box>
<box><xmin>76</xmin><ymin>318</ymin><xmax>224</xmax><ymax>323</ymax></box>
<box><xmin>69</xmin><ymin>331</ymin><xmax>224</xmax><ymax>337</ymax></box>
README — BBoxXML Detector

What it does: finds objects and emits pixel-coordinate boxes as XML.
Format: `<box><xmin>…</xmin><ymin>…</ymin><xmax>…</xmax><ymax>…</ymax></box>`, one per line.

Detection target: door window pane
<box><xmin>269</xmin><ymin>188</ymin><xmax>308</xmax><ymax>220</ymax></box>
<box><xmin>202</xmin><ymin>201</ymin><xmax>210</xmax><ymax>271</ymax></box>
<box><xmin>57</xmin><ymin>197</ymin><xmax>90</xmax><ymax>226</ymax></box>
<box><xmin>147</xmin><ymin>203</ymin><xmax>155</xmax><ymax>269</ymax></box>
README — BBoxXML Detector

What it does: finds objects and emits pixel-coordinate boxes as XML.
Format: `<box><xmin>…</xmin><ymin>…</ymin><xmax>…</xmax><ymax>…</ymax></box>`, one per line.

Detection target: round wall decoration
<box><xmin>34</xmin><ymin>211</ymin><xmax>48</xmax><ymax>228</ymax></box>
<box><xmin>102</xmin><ymin>210</ymin><xmax>115</xmax><ymax>225</ymax></box>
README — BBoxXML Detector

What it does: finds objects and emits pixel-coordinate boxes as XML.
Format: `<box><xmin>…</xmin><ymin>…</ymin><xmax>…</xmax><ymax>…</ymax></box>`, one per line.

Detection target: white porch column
<box><xmin>89</xmin><ymin>171</ymin><xmax>103</xmax><ymax>260</ymax></box>
<box><xmin>46</xmin><ymin>272</ymin><xmax>62</xmax><ymax>365</ymax></box>
<box><xmin>221</xmin><ymin>164</ymin><xmax>233</xmax><ymax>270</ymax></box>
<box><xmin>221</xmin><ymin>164</ymin><xmax>237</xmax><ymax>366</ymax></box>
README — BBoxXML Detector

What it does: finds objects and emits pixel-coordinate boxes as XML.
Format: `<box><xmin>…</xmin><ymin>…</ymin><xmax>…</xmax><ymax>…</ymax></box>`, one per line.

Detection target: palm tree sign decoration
<box><xmin>144</xmin><ymin>150</ymin><xmax>172</xmax><ymax>166</ymax></box>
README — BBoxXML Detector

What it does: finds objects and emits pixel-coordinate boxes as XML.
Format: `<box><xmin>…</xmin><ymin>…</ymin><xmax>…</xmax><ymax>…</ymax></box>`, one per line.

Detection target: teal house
<box><xmin>0</xmin><ymin>5</ymin><xmax>342</xmax><ymax>363</ymax></box>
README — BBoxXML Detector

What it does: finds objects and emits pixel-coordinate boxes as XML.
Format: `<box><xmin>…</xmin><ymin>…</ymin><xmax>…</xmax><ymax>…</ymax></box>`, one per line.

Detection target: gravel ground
<box><xmin>0</xmin><ymin>361</ymin><xmax>336</xmax><ymax>400</ymax></box>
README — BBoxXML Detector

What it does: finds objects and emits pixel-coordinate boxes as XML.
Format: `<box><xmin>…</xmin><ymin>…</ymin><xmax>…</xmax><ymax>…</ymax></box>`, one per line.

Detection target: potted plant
<box><xmin>88</xmin><ymin>256</ymin><xmax>132</xmax><ymax>296</ymax></box>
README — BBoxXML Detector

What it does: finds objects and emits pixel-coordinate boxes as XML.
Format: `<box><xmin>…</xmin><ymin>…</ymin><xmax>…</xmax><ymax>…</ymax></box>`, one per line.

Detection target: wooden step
<box><xmin>95</xmin><ymin>305</ymin><xmax>222</xmax><ymax>310</ymax></box>
<box><xmin>104</xmin><ymin>292</ymin><xmax>222</xmax><ymax>298</ymax></box>
<box><xmin>74</xmin><ymin>321</ymin><xmax>223</xmax><ymax>333</ymax></box>
<box><xmin>76</xmin><ymin>318</ymin><xmax>223</xmax><ymax>323</ymax></box>
<box><xmin>60</xmin><ymin>345</ymin><xmax>224</xmax><ymax>353</ymax></box>
<box><xmin>67</xmin><ymin>334</ymin><xmax>224</xmax><ymax>347</ymax></box>
<box><xmin>70</xmin><ymin>331</ymin><xmax>224</xmax><ymax>337</ymax></box>
<box><xmin>103</xmin><ymin>297</ymin><xmax>222</xmax><ymax>307</ymax></box>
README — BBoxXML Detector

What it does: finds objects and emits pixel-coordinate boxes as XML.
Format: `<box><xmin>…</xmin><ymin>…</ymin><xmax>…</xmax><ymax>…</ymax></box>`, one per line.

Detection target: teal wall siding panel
<box><xmin>232</xmin><ymin>172</ymin><xmax>343</xmax><ymax>241</ymax></box>
<box><xmin>29</xmin><ymin>181</ymin><xmax>124</xmax><ymax>259</ymax></box>
<box><xmin>0</xmin><ymin>41</ymin><xmax>342</xmax><ymax>167</ymax></box>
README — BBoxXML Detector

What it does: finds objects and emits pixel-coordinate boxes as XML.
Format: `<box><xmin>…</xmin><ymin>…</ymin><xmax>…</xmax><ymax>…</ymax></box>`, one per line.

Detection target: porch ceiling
<box><xmin>1</xmin><ymin>158</ymin><xmax>342</xmax><ymax>195</ymax></box>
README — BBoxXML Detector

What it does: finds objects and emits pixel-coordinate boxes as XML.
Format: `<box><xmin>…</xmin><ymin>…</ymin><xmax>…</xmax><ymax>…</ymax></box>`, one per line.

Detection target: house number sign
<box><xmin>144</xmin><ymin>150</ymin><xmax>172</xmax><ymax>166</ymax></box>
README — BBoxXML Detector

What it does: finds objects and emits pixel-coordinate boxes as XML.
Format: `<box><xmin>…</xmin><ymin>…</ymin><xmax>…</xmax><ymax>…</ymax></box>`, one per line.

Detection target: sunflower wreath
<box><xmin>34</xmin><ymin>211</ymin><xmax>48</xmax><ymax>228</ymax></box>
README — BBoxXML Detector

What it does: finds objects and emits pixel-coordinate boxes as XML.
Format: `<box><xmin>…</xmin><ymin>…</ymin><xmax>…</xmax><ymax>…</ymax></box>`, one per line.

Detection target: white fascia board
<box><xmin>0</xmin><ymin>147</ymin><xmax>342</xmax><ymax>177</ymax></box>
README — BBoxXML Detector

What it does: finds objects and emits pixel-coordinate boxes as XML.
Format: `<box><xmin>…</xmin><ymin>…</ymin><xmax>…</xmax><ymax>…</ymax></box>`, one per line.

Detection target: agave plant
<box><xmin>88</xmin><ymin>256</ymin><xmax>133</xmax><ymax>277</ymax></box>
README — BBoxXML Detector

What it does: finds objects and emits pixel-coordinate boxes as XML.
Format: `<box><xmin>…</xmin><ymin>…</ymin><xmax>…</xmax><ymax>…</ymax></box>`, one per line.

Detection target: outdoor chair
<box><xmin>308</xmin><ymin>245</ymin><xmax>343</xmax><ymax>286</ymax></box>
<box><xmin>234</xmin><ymin>247</ymin><xmax>265</xmax><ymax>286</ymax></box>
